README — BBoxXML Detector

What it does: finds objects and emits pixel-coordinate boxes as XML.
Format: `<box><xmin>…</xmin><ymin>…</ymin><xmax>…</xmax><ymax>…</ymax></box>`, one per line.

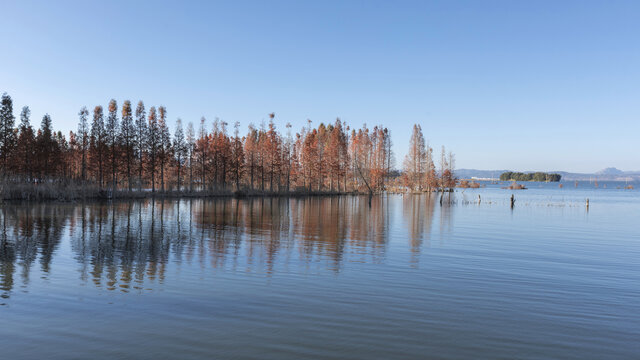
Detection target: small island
<box><xmin>500</xmin><ymin>172</ymin><xmax>562</xmax><ymax>182</ymax></box>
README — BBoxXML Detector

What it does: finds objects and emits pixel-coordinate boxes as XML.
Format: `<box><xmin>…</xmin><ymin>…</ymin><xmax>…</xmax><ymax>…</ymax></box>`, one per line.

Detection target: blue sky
<box><xmin>1</xmin><ymin>0</ymin><xmax>638</xmax><ymax>173</ymax></box>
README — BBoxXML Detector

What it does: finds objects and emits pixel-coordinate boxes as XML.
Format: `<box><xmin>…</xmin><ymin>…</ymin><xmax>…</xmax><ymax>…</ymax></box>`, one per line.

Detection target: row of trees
<box><xmin>499</xmin><ymin>172</ymin><xmax>562</xmax><ymax>182</ymax></box>
<box><xmin>401</xmin><ymin>124</ymin><xmax>456</xmax><ymax>192</ymax></box>
<box><xmin>0</xmin><ymin>93</ymin><xmax>397</xmax><ymax>195</ymax></box>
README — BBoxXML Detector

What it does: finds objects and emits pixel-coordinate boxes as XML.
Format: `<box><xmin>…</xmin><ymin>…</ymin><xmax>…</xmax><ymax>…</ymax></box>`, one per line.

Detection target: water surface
<box><xmin>1</xmin><ymin>183</ymin><xmax>639</xmax><ymax>359</ymax></box>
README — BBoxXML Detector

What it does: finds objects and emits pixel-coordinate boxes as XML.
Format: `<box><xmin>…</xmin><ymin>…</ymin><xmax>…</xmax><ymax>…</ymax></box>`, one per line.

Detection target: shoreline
<box><xmin>0</xmin><ymin>184</ymin><xmax>375</xmax><ymax>203</ymax></box>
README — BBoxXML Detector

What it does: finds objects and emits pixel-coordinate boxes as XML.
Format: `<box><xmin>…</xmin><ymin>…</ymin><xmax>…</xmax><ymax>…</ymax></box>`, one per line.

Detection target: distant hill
<box><xmin>456</xmin><ymin>168</ymin><xmax>640</xmax><ymax>181</ymax></box>
<box><xmin>596</xmin><ymin>167</ymin><xmax>625</xmax><ymax>176</ymax></box>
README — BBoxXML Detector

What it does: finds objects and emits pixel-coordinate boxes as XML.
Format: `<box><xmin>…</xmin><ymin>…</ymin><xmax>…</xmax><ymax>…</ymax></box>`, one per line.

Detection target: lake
<box><xmin>1</xmin><ymin>181</ymin><xmax>639</xmax><ymax>359</ymax></box>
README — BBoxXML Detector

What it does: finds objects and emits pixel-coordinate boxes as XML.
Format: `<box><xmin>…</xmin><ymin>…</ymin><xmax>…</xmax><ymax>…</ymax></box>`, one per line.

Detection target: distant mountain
<box><xmin>456</xmin><ymin>168</ymin><xmax>640</xmax><ymax>181</ymax></box>
<box><xmin>596</xmin><ymin>167</ymin><xmax>625</xmax><ymax>176</ymax></box>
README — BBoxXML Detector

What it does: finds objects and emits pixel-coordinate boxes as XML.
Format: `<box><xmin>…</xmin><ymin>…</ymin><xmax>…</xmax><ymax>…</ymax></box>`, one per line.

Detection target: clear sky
<box><xmin>1</xmin><ymin>0</ymin><xmax>638</xmax><ymax>173</ymax></box>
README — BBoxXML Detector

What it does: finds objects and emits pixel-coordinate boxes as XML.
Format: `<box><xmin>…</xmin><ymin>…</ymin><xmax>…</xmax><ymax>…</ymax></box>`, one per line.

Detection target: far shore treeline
<box><xmin>500</xmin><ymin>171</ymin><xmax>562</xmax><ymax>182</ymax></box>
<box><xmin>0</xmin><ymin>93</ymin><xmax>457</xmax><ymax>200</ymax></box>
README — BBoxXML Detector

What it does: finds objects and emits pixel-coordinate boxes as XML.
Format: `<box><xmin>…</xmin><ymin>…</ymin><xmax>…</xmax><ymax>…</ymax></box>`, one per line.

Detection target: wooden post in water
<box><xmin>510</xmin><ymin>194</ymin><xmax>515</xmax><ymax>209</ymax></box>
<box><xmin>478</xmin><ymin>194</ymin><xmax>481</xmax><ymax>204</ymax></box>
<box><xmin>586</xmin><ymin>198</ymin><xmax>589</xmax><ymax>211</ymax></box>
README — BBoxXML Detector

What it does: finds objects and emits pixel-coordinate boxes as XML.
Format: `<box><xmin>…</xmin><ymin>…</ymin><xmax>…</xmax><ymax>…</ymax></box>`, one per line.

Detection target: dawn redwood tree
<box><xmin>290</xmin><ymin>133</ymin><xmax>302</xmax><ymax>190</ymax></box>
<box><xmin>348</xmin><ymin>125</ymin><xmax>381</xmax><ymax>193</ymax></box>
<box><xmin>37</xmin><ymin>114</ymin><xmax>55</xmax><ymax>179</ymax></box>
<box><xmin>284</xmin><ymin>122</ymin><xmax>293</xmax><ymax>192</ymax></box>
<box><xmin>134</xmin><ymin>101</ymin><xmax>147</xmax><ymax>191</ymax></box>
<box><xmin>216</xmin><ymin>120</ymin><xmax>230</xmax><ymax>190</ymax></box>
<box><xmin>403</xmin><ymin>124</ymin><xmax>426</xmax><ymax>191</ymax></box>
<box><xmin>325</xmin><ymin>120</ymin><xmax>349</xmax><ymax>191</ymax></box>
<box><xmin>55</xmin><ymin>131</ymin><xmax>69</xmax><ymax>179</ymax></box>
<box><xmin>258</xmin><ymin>121</ymin><xmax>266</xmax><ymax>191</ymax></box>
<box><xmin>435</xmin><ymin>148</ymin><xmax>457</xmax><ymax>191</ymax></box>
<box><xmin>231</xmin><ymin>121</ymin><xmax>245</xmax><ymax>191</ymax></box>
<box><xmin>265</xmin><ymin>117</ymin><xmax>281</xmax><ymax>191</ymax></box>
<box><xmin>67</xmin><ymin>130</ymin><xmax>79</xmax><ymax>179</ymax></box>
<box><xmin>301</xmin><ymin>129</ymin><xmax>318</xmax><ymax>191</ymax></box>
<box><xmin>369</xmin><ymin>126</ymin><xmax>389</xmax><ymax>191</ymax></box>
<box><xmin>210</xmin><ymin>118</ymin><xmax>220</xmax><ymax>189</ymax></box>
<box><xmin>106</xmin><ymin>99</ymin><xmax>119</xmax><ymax>191</ymax></box>
<box><xmin>383</xmin><ymin>128</ymin><xmax>392</xmax><ymax>187</ymax></box>
<box><xmin>0</xmin><ymin>93</ymin><xmax>16</xmax><ymax>179</ymax></box>
<box><xmin>16</xmin><ymin>106</ymin><xmax>35</xmax><ymax>181</ymax></box>
<box><xmin>120</xmin><ymin>100</ymin><xmax>135</xmax><ymax>191</ymax></box>
<box><xmin>339</xmin><ymin>121</ymin><xmax>350</xmax><ymax>192</ymax></box>
<box><xmin>196</xmin><ymin>117</ymin><xmax>208</xmax><ymax>191</ymax></box>
<box><xmin>424</xmin><ymin>143</ymin><xmax>437</xmax><ymax>191</ymax></box>
<box><xmin>146</xmin><ymin>106</ymin><xmax>159</xmax><ymax>192</ymax></box>
<box><xmin>90</xmin><ymin>106</ymin><xmax>106</xmax><ymax>187</ymax></box>
<box><xmin>173</xmin><ymin>118</ymin><xmax>186</xmax><ymax>191</ymax></box>
<box><xmin>185</xmin><ymin>121</ymin><xmax>195</xmax><ymax>192</ymax></box>
<box><xmin>444</xmin><ymin>150</ymin><xmax>456</xmax><ymax>189</ymax></box>
<box><xmin>77</xmin><ymin>106</ymin><xmax>89</xmax><ymax>183</ymax></box>
<box><xmin>157</xmin><ymin>106</ymin><xmax>170</xmax><ymax>192</ymax></box>
<box><xmin>244</xmin><ymin>124</ymin><xmax>259</xmax><ymax>190</ymax></box>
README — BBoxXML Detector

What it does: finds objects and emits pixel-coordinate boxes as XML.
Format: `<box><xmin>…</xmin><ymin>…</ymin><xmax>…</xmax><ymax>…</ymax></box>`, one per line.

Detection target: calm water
<box><xmin>1</xmin><ymin>181</ymin><xmax>639</xmax><ymax>359</ymax></box>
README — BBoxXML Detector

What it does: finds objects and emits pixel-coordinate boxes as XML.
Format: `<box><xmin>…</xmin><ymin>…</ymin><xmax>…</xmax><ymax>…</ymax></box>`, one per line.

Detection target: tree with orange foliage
<box><xmin>403</xmin><ymin>124</ymin><xmax>426</xmax><ymax>191</ymax></box>
<box><xmin>438</xmin><ymin>146</ymin><xmax>456</xmax><ymax>190</ymax></box>
<box><xmin>195</xmin><ymin>117</ymin><xmax>208</xmax><ymax>191</ymax></box>
<box><xmin>90</xmin><ymin>106</ymin><xmax>106</xmax><ymax>187</ymax></box>
<box><xmin>105</xmin><ymin>99</ymin><xmax>119</xmax><ymax>191</ymax></box>
<box><xmin>283</xmin><ymin>122</ymin><xmax>294</xmax><ymax>192</ymax></box>
<box><xmin>244</xmin><ymin>124</ymin><xmax>259</xmax><ymax>190</ymax></box>
<box><xmin>185</xmin><ymin>121</ymin><xmax>195</xmax><ymax>192</ymax></box>
<box><xmin>424</xmin><ymin>143</ymin><xmax>437</xmax><ymax>191</ymax></box>
<box><xmin>264</xmin><ymin>116</ymin><xmax>281</xmax><ymax>191</ymax></box>
<box><xmin>134</xmin><ymin>101</ymin><xmax>147</xmax><ymax>191</ymax></box>
<box><xmin>231</xmin><ymin>121</ymin><xmax>245</xmax><ymax>191</ymax></box>
<box><xmin>157</xmin><ymin>106</ymin><xmax>170</xmax><ymax>192</ymax></box>
<box><xmin>301</xmin><ymin>128</ymin><xmax>318</xmax><ymax>191</ymax></box>
<box><xmin>146</xmin><ymin>106</ymin><xmax>159</xmax><ymax>192</ymax></box>
<box><xmin>120</xmin><ymin>100</ymin><xmax>135</xmax><ymax>191</ymax></box>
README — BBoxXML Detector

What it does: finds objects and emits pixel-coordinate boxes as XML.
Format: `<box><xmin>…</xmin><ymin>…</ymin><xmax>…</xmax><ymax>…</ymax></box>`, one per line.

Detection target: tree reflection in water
<box><xmin>0</xmin><ymin>195</ymin><xmax>439</xmax><ymax>299</ymax></box>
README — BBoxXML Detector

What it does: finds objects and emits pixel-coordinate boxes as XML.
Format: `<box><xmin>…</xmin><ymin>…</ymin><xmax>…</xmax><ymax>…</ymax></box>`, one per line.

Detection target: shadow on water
<box><xmin>0</xmin><ymin>195</ymin><xmax>432</xmax><ymax>298</ymax></box>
